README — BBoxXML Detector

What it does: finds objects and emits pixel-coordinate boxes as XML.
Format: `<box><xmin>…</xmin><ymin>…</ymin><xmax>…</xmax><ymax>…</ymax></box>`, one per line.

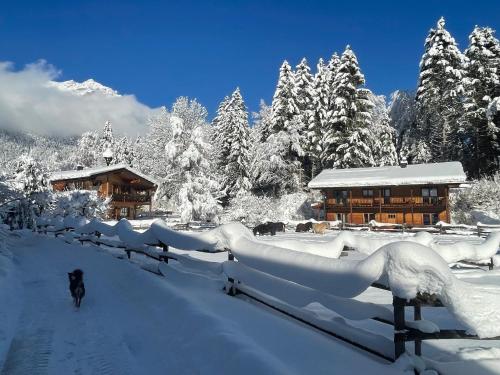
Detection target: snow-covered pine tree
<box><xmin>14</xmin><ymin>154</ymin><xmax>49</xmax><ymax>196</ymax></box>
<box><xmin>294</xmin><ymin>58</ymin><xmax>316</xmax><ymax>183</ymax></box>
<box><xmin>250</xmin><ymin>129</ymin><xmax>301</xmax><ymax>196</ymax></box>
<box><xmin>249</xmin><ymin>101</ymin><xmax>303</xmax><ymax>196</ymax></box>
<box><xmin>210</xmin><ymin>95</ymin><xmax>230</xmax><ymax>152</ymax></box>
<box><xmin>211</xmin><ymin>88</ymin><xmax>252</xmax><ymax>201</ymax></box>
<box><xmin>252</xmin><ymin>100</ymin><xmax>273</xmax><ymax>143</ymax></box>
<box><xmin>308</xmin><ymin>58</ymin><xmax>331</xmax><ymax>174</ymax></box>
<box><xmin>114</xmin><ymin>136</ymin><xmax>135</xmax><ymax>166</ymax></box>
<box><xmin>75</xmin><ymin>130</ymin><xmax>101</xmax><ymax>167</ymax></box>
<box><xmin>134</xmin><ymin>106</ymin><xmax>173</xmax><ymax>181</ymax></box>
<box><xmin>415</xmin><ymin>17</ymin><xmax>465</xmax><ymax>162</ymax></box>
<box><xmin>331</xmin><ymin>46</ymin><xmax>374</xmax><ymax>168</ymax></box>
<box><xmin>101</xmin><ymin>120</ymin><xmax>114</xmax><ymax>152</ymax></box>
<box><xmin>164</xmin><ymin>97</ymin><xmax>221</xmax><ymax>222</ymax></box>
<box><xmin>268</xmin><ymin>60</ymin><xmax>305</xmax><ymax>188</ymax></box>
<box><xmin>271</xmin><ymin>60</ymin><xmax>299</xmax><ymax>134</ymax></box>
<box><xmin>462</xmin><ymin>26</ymin><xmax>500</xmax><ymax>176</ymax></box>
<box><xmin>11</xmin><ymin>154</ymin><xmax>51</xmax><ymax>228</ymax></box>
<box><xmin>369</xmin><ymin>92</ymin><xmax>398</xmax><ymax>166</ymax></box>
<box><xmin>294</xmin><ymin>58</ymin><xmax>315</xmax><ymax>124</ymax></box>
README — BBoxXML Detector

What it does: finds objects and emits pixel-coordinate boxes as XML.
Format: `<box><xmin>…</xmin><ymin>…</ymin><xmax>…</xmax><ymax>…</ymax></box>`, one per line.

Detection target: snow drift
<box><xmin>47</xmin><ymin>219</ymin><xmax>500</xmax><ymax>337</ymax></box>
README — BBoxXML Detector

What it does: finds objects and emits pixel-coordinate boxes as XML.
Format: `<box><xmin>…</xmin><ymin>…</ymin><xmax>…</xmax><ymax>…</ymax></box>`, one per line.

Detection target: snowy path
<box><xmin>0</xmin><ymin>233</ymin><xmax>402</xmax><ymax>375</ymax></box>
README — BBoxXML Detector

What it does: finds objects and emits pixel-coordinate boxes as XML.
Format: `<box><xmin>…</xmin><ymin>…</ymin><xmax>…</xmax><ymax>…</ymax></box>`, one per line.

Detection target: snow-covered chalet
<box><xmin>308</xmin><ymin>161</ymin><xmax>466</xmax><ymax>225</ymax></box>
<box><xmin>50</xmin><ymin>164</ymin><xmax>157</xmax><ymax>220</ymax></box>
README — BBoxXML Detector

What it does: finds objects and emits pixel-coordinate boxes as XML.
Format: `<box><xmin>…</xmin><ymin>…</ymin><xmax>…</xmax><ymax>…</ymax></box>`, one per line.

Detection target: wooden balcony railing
<box><xmin>326</xmin><ymin>196</ymin><xmax>445</xmax><ymax>207</ymax></box>
<box><xmin>112</xmin><ymin>193</ymin><xmax>151</xmax><ymax>203</ymax></box>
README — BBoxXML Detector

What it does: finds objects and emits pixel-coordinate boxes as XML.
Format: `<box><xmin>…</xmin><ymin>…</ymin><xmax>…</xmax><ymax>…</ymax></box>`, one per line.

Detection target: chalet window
<box><xmin>388</xmin><ymin>214</ymin><xmax>396</xmax><ymax>219</ymax></box>
<box><xmin>423</xmin><ymin>213</ymin><xmax>439</xmax><ymax>225</ymax></box>
<box><xmin>336</xmin><ymin>213</ymin><xmax>347</xmax><ymax>222</ymax></box>
<box><xmin>422</xmin><ymin>187</ymin><xmax>438</xmax><ymax>204</ymax></box>
<box><xmin>363</xmin><ymin>213</ymin><xmax>375</xmax><ymax>223</ymax></box>
<box><xmin>362</xmin><ymin>189</ymin><xmax>374</xmax><ymax>197</ymax></box>
<box><xmin>334</xmin><ymin>190</ymin><xmax>348</xmax><ymax>205</ymax></box>
<box><xmin>120</xmin><ymin>207</ymin><xmax>129</xmax><ymax>218</ymax></box>
<box><xmin>383</xmin><ymin>188</ymin><xmax>391</xmax><ymax>204</ymax></box>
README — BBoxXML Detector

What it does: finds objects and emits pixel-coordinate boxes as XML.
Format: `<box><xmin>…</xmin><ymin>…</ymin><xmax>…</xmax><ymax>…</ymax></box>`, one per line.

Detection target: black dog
<box><xmin>68</xmin><ymin>269</ymin><xmax>85</xmax><ymax>308</ymax></box>
<box><xmin>269</xmin><ymin>222</ymin><xmax>286</xmax><ymax>233</ymax></box>
<box><xmin>295</xmin><ymin>222</ymin><xmax>313</xmax><ymax>232</ymax></box>
<box><xmin>253</xmin><ymin>223</ymin><xmax>276</xmax><ymax>236</ymax></box>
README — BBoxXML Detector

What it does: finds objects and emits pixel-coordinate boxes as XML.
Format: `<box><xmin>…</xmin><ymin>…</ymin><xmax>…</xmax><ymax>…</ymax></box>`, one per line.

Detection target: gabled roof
<box><xmin>308</xmin><ymin>162</ymin><xmax>466</xmax><ymax>189</ymax></box>
<box><xmin>50</xmin><ymin>164</ymin><xmax>158</xmax><ymax>186</ymax></box>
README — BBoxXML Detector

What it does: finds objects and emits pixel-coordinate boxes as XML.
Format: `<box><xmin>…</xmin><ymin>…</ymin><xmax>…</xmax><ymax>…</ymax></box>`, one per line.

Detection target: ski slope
<box><xmin>0</xmin><ymin>232</ymin><xmax>404</xmax><ymax>375</ymax></box>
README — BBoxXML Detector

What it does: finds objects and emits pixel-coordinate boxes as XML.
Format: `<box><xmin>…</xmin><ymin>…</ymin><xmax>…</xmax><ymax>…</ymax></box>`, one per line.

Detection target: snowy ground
<box><xmin>1</xmin><ymin>227</ymin><xmax>499</xmax><ymax>374</ymax></box>
<box><xmin>0</xmin><ymin>230</ymin><xmax>407</xmax><ymax>375</ymax></box>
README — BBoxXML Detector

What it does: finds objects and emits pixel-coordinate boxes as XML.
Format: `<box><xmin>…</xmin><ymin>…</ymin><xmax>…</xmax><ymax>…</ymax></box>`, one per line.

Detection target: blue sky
<box><xmin>2</xmin><ymin>0</ymin><xmax>499</xmax><ymax>118</ymax></box>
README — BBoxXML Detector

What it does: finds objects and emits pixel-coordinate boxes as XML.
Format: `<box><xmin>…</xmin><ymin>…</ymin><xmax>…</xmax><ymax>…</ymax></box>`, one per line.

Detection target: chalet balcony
<box><xmin>111</xmin><ymin>193</ymin><xmax>152</xmax><ymax>204</ymax></box>
<box><xmin>326</xmin><ymin>196</ymin><xmax>446</xmax><ymax>209</ymax></box>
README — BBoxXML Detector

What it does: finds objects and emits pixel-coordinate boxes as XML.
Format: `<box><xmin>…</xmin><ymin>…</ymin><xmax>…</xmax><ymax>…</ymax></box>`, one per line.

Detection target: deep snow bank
<box><xmin>219</xmin><ymin>225</ymin><xmax>500</xmax><ymax>338</ymax></box>
<box><xmin>430</xmin><ymin>232</ymin><xmax>500</xmax><ymax>263</ymax></box>
<box><xmin>44</xmin><ymin>219</ymin><xmax>500</xmax><ymax>336</ymax></box>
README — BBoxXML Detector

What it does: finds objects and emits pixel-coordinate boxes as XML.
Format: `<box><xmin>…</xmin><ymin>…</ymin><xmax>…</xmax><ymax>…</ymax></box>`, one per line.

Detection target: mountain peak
<box><xmin>50</xmin><ymin>79</ymin><xmax>121</xmax><ymax>97</ymax></box>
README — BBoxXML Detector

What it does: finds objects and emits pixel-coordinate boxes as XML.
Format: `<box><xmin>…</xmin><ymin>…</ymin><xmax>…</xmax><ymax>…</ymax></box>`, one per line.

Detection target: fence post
<box><xmin>477</xmin><ymin>225</ymin><xmax>481</xmax><ymax>237</ymax></box>
<box><xmin>126</xmin><ymin>249</ymin><xmax>131</xmax><ymax>259</ymax></box>
<box><xmin>393</xmin><ymin>296</ymin><xmax>406</xmax><ymax>359</ymax></box>
<box><xmin>489</xmin><ymin>257</ymin><xmax>494</xmax><ymax>271</ymax></box>
<box><xmin>413</xmin><ymin>303</ymin><xmax>422</xmax><ymax>356</ymax></box>
<box><xmin>226</xmin><ymin>249</ymin><xmax>236</xmax><ymax>296</ymax></box>
<box><xmin>161</xmin><ymin>243</ymin><xmax>169</xmax><ymax>264</ymax></box>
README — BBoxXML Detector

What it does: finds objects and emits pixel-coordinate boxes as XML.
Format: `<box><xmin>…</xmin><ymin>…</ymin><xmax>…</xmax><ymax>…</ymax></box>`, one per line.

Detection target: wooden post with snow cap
<box><xmin>161</xmin><ymin>242</ymin><xmax>169</xmax><ymax>264</ymax></box>
<box><xmin>413</xmin><ymin>303</ymin><xmax>422</xmax><ymax>356</ymax></box>
<box><xmin>226</xmin><ymin>249</ymin><xmax>236</xmax><ymax>296</ymax></box>
<box><xmin>393</xmin><ymin>296</ymin><xmax>406</xmax><ymax>359</ymax></box>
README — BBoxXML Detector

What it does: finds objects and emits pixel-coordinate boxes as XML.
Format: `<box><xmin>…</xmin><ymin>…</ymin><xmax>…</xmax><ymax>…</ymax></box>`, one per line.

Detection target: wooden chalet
<box><xmin>50</xmin><ymin>164</ymin><xmax>157</xmax><ymax>220</ymax></box>
<box><xmin>308</xmin><ymin>161</ymin><xmax>467</xmax><ymax>225</ymax></box>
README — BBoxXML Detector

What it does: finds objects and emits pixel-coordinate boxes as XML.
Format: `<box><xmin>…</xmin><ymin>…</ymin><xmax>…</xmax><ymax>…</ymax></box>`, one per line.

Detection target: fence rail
<box><xmin>325</xmin><ymin>221</ymin><xmax>500</xmax><ymax>238</ymax></box>
<box><xmin>34</xmin><ymin>221</ymin><xmax>500</xmax><ymax>367</ymax></box>
<box><xmin>225</xmin><ymin>252</ymin><xmax>500</xmax><ymax>362</ymax></box>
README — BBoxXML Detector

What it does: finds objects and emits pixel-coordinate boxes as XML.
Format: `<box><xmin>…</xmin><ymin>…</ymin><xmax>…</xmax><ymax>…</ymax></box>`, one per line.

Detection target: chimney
<box><xmin>400</xmin><ymin>157</ymin><xmax>408</xmax><ymax>168</ymax></box>
<box><xmin>76</xmin><ymin>165</ymin><xmax>84</xmax><ymax>171</ymax></box>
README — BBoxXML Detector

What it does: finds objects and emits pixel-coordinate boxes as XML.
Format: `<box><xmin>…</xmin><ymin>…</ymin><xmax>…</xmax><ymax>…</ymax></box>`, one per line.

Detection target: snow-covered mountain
<box><xmin>50</xmin><ymin>79</ymin><xmax>120</xmax><ymax>97</ymax></box>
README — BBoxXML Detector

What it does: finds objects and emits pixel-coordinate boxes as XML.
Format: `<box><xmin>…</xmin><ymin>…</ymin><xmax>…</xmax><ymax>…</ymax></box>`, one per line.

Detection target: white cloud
<box><xmin>0</xmin><ymin>60</ymin><xmax>158</xmax><ymax>137</ymax></box>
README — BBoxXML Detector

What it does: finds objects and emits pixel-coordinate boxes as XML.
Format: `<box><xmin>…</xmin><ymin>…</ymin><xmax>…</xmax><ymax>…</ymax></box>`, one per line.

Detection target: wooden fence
<box><xmin>36</xmin><ymin>223</ymin><xmax>500</xmax><ymax>366</ymax></box>
<box><xmin>225</xmin><ymin>252</ymin><xmax>500</xmax><ymax>363</ymax></box>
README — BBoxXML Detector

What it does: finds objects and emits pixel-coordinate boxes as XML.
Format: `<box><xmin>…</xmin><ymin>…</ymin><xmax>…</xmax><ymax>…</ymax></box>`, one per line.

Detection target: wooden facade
<box><xmin>309</xmin><ymin>162</ymin><xmax>467</xmax><ymax>225</ymax></box>
<box><xmin>51</xmin><ymin>166</ymin><xmax>157</xmax><ymax>220</ymax></box>
<box><xmin>320</xmin><ymin>184</ymin><xmax>453</xmax><ymax>225</ymax></box>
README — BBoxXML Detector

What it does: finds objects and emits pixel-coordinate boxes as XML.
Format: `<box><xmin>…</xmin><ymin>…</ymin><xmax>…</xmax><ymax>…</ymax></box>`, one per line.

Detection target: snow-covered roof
<box><xmin>50</xmin><ymin>164</ymin><xmax>158</xmax><ymax>186</ymax></box>
<box><xmin>308</xmin><ymin>162</ymin><xmax>466</xmax><ymax>188</ymax></box>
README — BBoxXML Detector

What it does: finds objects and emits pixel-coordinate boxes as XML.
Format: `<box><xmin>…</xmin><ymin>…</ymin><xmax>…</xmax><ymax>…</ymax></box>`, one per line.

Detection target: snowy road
<box><xmin>0</xmin><ymin>232</ymin><xmax>402</xmax><ymax>375</ymax></box>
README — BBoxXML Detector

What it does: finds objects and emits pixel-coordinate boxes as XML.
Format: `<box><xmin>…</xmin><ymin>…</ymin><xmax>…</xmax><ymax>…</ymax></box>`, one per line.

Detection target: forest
<box><xmin>1</xmin><ymin>17</ymin><xmax>499</xmax><ymax>225</ymax></box>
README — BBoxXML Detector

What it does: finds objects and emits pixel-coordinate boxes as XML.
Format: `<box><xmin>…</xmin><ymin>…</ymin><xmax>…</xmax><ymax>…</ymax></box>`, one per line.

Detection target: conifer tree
<box><xmin>293</xmin><ymin>58</ymin><xmax>315</xmax><ymax>184</ymax></box>
<box><xmin>462</xmin><ymin>26</ymin><xmax>500</xmax><ymax>176</ymax></box>
<box><xmin>415</xmin><ymin>17</ymin><xmax>465</xmax><ymax>162</ymax></box>
<box><xmin>306</xmin><ymin>54</ymin><xmax>342</xmax><ymax>174</ymax></box>
<box><xmin>331</xmin><ymin>46</ymin><xmax>374</xmax><ymax>168</ymax></box>
<box><xmin>75</xmin><ymin>131</ymin><xmax>101</xmax><ymax>167</ymax></box>
<box><xmin>101</xmin><ymin>120</ymin><xmax>114</xmax><ymax>151</ymax></box>
<box><xmin>211</xmin><ymin>88</ymin><xmax>251</xmax><ymax>200</ymax></box>
<box><xmin>271</xmin><ymin>61</ymin><xmax>298</xmax><ymax>134</ymax></box>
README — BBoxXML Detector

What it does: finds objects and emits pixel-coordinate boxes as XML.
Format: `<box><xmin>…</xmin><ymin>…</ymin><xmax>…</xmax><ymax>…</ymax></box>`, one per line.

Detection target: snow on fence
<box><xmin>331</xmin><ymin>219</ymin><xmax>500</xmax><ymax>238</ymax></box>
<box><xmin>33</xmin><ymin>218</ymin><xmax>500</xmax><ymax>364</ymax></box>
